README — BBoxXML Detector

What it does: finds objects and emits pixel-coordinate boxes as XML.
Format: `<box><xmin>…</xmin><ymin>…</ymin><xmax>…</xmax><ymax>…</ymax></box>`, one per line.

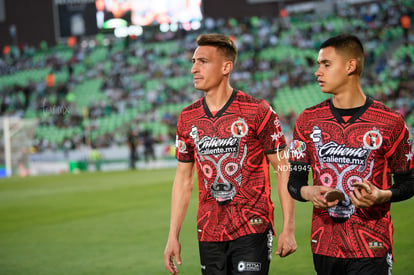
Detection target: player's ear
<box><xmin>347</xmin><ymin>59</ymin><xmax>358</xmax><ymax>75</ymax></box>
<box><xmin>223</xmin><ymin>61</ymin><xmax>233</xmax><ymax>75</ymax></box>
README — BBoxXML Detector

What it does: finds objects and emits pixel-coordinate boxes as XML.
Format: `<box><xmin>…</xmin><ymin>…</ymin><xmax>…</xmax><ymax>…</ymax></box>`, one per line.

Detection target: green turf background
<box><xmin>0</xmin><ymin>168</ymin><xmax>412</xmax><ymax>274</ymax></box>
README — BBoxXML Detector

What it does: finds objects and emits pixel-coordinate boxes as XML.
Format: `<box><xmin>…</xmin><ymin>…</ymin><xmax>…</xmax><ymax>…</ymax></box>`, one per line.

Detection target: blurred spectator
<box><xmin>142</xmin><ymin>130</ymin><xmax>155</xmax><ymax>163</ymax></box>
<box><xmin>400</xmin><ymin>13</ymin><xmax>411</xmax><ymax>43</ymax></box>
<box><xmin>127</xmin><ymin>128</ymin><xmax>138</xmax><ymax>169</ymax></box>
<box><xmin>89</xmin><ymin>145</ymin><xmax>103</xmax><ymax>171</ymax></box>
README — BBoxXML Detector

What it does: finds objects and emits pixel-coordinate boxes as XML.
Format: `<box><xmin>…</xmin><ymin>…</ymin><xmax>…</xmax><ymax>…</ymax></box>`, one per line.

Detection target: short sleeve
<box><xmin>387</xmin><ymin>117</ymin><xmax>413</xmax><ymax>173</ymax></box>
<box><xmin>289</xmin><ymin>112</ymin><xmax>310</xmax><ymax>164</ymax></box>
<box><xmin>175</xmin><ymin>112</ymin><xmax>195</xmax><ymax>162</ymax></box>
<box><xmin>255</xmin><ymin>100</ymin><xmax>287</xmax><ymax>154</ymax></box>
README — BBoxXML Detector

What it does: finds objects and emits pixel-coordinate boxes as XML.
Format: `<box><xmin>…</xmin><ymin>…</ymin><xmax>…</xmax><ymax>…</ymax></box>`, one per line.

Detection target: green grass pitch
<box><xmin>0</xmin><ymin>168</ymin><xmax>412</xmax><ymax>274</ymax></box>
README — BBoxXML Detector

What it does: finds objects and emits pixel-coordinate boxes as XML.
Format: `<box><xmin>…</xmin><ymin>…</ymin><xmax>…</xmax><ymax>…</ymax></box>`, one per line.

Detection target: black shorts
<box><xmin>313</xmin><ymin>251</ymin><xmax>393</xmax><ymax>275</ymax></box>
<box><xmin>198</xmin><ymin>227</ymin><xmax>273</xmax><ymax>275</ymax></box>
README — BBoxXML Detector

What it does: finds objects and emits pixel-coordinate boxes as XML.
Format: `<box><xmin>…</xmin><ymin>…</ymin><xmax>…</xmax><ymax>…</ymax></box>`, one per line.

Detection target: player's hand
<box><xmin>301</xmin><ymin>186</ymin><xmax>340</xmax><ymax>209</ymax></box>
<box><xmin>164</xmin><ymin>238</ymin><xmax>182</xmax><ymax>274</ymax></box>
<box><xmin>350</xmin><ymin>179</ymin><xmax>384</xmax><ymax>208</ymax></box>
<box><xmin>275</xmin><ymin>230</ymin><xmax>297</xmax><ymax>257</ymax></box>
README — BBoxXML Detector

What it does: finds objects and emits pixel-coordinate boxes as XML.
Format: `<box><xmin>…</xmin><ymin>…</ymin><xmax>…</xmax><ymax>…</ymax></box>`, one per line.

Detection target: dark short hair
<box><xmin>196</xmin><ymin>33</ymin><xmax>237</xmax><ymax>63</ymax></box>
<box><xmin>320</xmin><ymin>34</ymin><xmax>365</xmax><ymax>75</ymax></box>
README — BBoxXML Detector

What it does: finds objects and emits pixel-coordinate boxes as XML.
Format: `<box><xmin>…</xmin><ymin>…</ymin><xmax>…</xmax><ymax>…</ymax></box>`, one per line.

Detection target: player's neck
<box><xmin>332</xmin><ymin>88</ymin><xmax>366</xmax><ymax>109</ymax></box>
<box><xmin>205</xmin><ymin>86</ymin><xmax>233</xmax><ymax>112</ymax></box>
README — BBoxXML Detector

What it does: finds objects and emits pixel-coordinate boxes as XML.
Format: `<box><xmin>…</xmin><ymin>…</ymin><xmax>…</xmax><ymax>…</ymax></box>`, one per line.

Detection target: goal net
<box><xmin>0</xmin><ymin>117</ymin><xmax>38</xmax><ymax>177</ymax></box>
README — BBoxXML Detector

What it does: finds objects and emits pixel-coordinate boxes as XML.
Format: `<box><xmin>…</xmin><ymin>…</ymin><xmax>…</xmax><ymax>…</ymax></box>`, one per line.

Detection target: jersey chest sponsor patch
<box><xmin>310</xmin><ymin>126</ymin><xmax>382</xmax><ymax>167</ymax></box>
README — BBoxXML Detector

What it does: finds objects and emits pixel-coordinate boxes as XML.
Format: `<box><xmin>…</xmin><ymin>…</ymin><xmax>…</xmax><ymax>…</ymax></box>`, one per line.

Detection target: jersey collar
<box><xmin>329</xmin><ymin>96</ymin><xmax>373</xmax><ymax>124</ymax></box>
<box><xmin>203</xmin><ymin>89</ymin><xmax>237</xmax><ymax>118</ymax></box>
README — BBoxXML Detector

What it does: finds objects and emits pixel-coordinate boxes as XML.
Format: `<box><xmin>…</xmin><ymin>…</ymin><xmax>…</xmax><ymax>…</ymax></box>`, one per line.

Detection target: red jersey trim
<box><xmin>257</xmin><ymin>107</ymin><xmax>273</xmax><ymax>135</ymax></box>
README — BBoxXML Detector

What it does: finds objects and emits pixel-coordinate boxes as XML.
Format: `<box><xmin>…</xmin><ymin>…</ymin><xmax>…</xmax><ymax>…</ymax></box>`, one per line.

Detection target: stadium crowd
<box><xmin>0</xmin><ymin>0</ymin><xmax>413</xmax><ymax>157</ymax></box>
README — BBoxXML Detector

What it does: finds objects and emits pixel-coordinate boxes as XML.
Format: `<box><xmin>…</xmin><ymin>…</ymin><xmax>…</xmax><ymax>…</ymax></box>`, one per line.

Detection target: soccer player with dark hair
<box><xmin>164</xmin><ymin>33</ymin><xmax>297</xmax><ymax>274</ymax></box>
<box><xmin>288</xmin><ymin>34</ymin><xmax>414</xmax><ymax>274</ymax></box>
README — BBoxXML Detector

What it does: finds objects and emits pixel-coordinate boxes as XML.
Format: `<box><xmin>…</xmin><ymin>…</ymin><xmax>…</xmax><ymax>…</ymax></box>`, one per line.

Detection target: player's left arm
<box><xmin>350</xmin><ymin>170</ymin><xmax>414</xmax><ymax>208</ymax></box>
<box><xmin>267</xmin><ymin>150</ymin><xmax>297</xmax><ymax>257</ymax></box>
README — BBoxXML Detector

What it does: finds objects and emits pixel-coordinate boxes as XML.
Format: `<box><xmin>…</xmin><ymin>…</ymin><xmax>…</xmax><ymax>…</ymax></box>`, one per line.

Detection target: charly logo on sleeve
<box><xmin>176</xmin><ymin>135</ymin><xmax>187</xmax><ymax>153</ymax></box>
<box><xmin>289</xmin><ymin>140</ymin><xmax>307</xmax><ymax>159</ymax></box>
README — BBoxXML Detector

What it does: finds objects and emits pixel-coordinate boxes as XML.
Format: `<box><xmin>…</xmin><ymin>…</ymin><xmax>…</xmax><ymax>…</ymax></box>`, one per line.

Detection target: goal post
<box><xmin>1</xmin><ymin>117</ymin><xmax>38</xmax><ymax>178</ymax></box>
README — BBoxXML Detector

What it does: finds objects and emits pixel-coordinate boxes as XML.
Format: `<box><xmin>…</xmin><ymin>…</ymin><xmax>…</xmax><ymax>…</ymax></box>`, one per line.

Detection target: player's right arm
<box><xmin>164</xmin><ymin>161</ymin><xmax>195</xmax><ymax>274</ymax></box>
<box><xmin>287</xmin><ymin>115</ymin><xmax>338</xmax><ymax>209</ymax></box>
<box><xmin>288</xmin><ymin>163</ymin><xmax>339</xmax><ymax>209</ymax></box>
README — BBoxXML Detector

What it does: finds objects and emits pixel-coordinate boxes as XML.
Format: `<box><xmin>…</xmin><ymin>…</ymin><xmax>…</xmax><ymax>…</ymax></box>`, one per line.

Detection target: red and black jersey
<box><xmin>290</xmin><ymin>97</ymin><xmax>413</xmax><ymax>258</ymax></box>
<box><xmin>176</xmin><ymin>90</ymin><xmax>286</xmax><ymax>242</ymax></box>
